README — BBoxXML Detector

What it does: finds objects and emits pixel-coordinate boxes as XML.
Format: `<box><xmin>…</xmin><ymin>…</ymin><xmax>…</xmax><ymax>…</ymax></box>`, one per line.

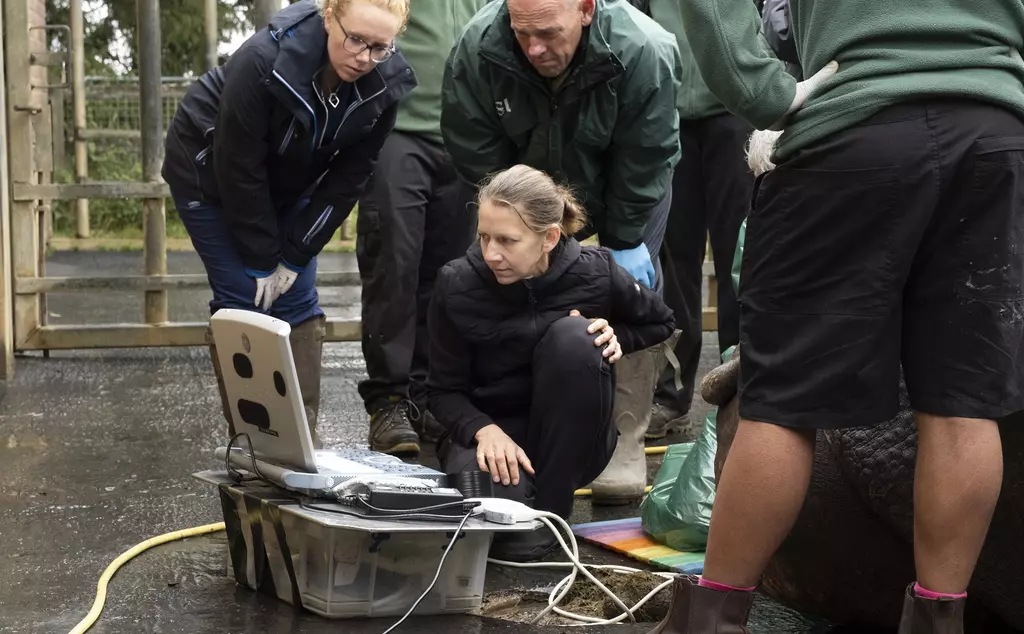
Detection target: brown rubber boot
<box><xmin>205</xmin><ymin>326</ymin><xmax>236</xmax><ymax>438</ymax></box>
<box><xmin>649</xmin><ymin>575</ymin><xmax>754</xmax><ymax>634</ymax></box>
<box><xmin>896</xmin><ymin>584</ymin><xmax>966</xmax><ymax>634</ymax></box>
<box><xmin>289</xmin><ymin>315</ymin><xmax>327</xmax><ymax>449</ymax></box>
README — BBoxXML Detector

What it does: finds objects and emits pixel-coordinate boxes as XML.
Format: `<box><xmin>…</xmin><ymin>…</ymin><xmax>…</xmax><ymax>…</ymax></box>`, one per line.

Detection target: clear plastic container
<box><xmin>274</xmin><ymin>510</ymin><xmax>493</xmax><ymax>618</ymax></box>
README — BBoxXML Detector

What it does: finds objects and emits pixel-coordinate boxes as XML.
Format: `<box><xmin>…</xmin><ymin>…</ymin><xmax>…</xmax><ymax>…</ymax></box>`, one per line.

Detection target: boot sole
<box><xmin>373</xmin><ymin>441</ymin><xmax>421</xmax><ymax>455</ymax></box>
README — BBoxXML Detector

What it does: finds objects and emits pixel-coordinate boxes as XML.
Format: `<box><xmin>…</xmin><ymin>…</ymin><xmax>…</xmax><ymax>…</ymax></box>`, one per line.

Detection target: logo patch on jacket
<box><xmin>494</xmin><ymin>98</ymin><xmax>512</xmax><ymax>117</ymax></box>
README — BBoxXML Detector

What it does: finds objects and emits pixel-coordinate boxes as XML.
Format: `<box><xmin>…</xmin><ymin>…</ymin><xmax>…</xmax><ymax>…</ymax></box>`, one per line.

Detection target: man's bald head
<box><xmin>507</xmin><ymin>0</ymin><xmax>596</xmax><ymax>78</ymax></box>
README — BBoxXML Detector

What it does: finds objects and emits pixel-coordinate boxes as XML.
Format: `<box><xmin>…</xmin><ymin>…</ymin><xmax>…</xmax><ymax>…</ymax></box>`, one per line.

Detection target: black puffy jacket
<box><xmin>426</xmin><ymin>237</ymin><xmax>676</xmax><ymax>447</ymax></box>
<box><xmin>162</xmin><ymin>0</ymin><xmax>417</xmax><ymax>272</ymax></box>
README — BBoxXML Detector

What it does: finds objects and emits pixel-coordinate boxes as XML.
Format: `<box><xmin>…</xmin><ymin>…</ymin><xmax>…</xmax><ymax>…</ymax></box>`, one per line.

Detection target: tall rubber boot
<box><xmin>289</xmin><ymin>315</ymin><xmax>327</xmax><ymax>449</ymax></box>
<box><xmin>896</xmin><ymin>584</ymin><xmax>966</xmax><ymax>634</ymax></box>
<box><xmin>588</xmin><ymin>332</ymin><xmax>678</xmax><ymax>505</ymax></box>
<box><xmin>647</xmin><ymin>575</ymin><xmax>754</xmax><ymax>633</ymax></box>
<box><xmin>205</xmin><ymin>326</ymin><xmax>236</xmax><ymax>439</ymax></box>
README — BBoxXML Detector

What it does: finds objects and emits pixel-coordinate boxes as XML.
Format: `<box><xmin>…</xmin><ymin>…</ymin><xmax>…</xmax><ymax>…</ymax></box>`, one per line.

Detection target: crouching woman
<box><xmin>426</xmin><ymin>164</ymin><xmax>675</xmax><ymax>561</ymax></box>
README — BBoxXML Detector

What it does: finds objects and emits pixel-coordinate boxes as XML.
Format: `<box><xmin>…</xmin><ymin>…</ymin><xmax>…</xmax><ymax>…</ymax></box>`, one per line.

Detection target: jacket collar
<box><xmin>266</xmin><ymin>0</ymin><xmax>415</xmax><ymax>131</ymax></box>
<box><xmin>467</xmin><ymin>236</ymin><xmax>583</xmax><ymax>302</ymax></box>
<box><xmin>478</xmin><ymin>0</ymin><xmax>624</xmax><ymax>95</ymax></box>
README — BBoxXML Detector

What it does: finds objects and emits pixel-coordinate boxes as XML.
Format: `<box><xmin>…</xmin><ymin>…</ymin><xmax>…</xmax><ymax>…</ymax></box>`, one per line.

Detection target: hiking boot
<box><xmin>368</xmin><ymin>397</ymin><xmax>421</xmax><ymax>455</ymax></box>
<box><xmin>897</xmin><ymin>584</ymin><xmax>966</xmax><ymax>634</ymax></box>
<box><xmin>647</xmin><ymin>403</ymin><xmax>698</xmax><ymax>441</ymax></box>
<box><xmin>411</xmin><ymin>408</ymin><xmax>445</xmax><ymax>445</ymax></box>
<box><xmin>648</xmin><ymin>575</ymin><xmax>754</xmax><ymax>633</ymax></box>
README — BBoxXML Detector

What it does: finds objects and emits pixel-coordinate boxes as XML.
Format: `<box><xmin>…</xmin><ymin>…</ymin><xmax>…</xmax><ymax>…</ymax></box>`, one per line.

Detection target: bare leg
<box><xmin>701</xmin><ymin>419</ymin><xmax>816</xmax><ymax>587</ymax></box>
<box><xmin>913</xmin><ymin>413</ymin><xmax>1002</xmax><ymax>594</ymax></box>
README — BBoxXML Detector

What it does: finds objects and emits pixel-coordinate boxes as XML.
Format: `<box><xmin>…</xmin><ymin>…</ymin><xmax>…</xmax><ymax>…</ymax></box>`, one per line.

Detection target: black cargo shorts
<box><xmin>738</xmin><ymin>99</ymin><xmax>1024</xmax><ymax>429</ymax></box>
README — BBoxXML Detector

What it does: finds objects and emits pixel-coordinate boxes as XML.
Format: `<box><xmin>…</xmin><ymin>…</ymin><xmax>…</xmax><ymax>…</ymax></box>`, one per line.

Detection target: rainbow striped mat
<box><xmin>571</xmin><ymin>517</ymin><xmax>706</xmax><ymax>575</ymax></box>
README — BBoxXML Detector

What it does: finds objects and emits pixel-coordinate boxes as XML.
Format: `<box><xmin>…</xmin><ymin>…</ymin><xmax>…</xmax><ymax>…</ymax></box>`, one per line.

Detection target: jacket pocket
<box><xmin>302</xmin><ymin>205</ymin><xmax>334</xmax><ymax>245</ymax></box>
<box><xmin>194</xmin><ymin>126</ymin><xmax>215</xmax><ymax>165</ymax></box>
<box><xmin>956</xmin><ymin>135</ymin><xmax>1024</xmax><ymax>301</ymax></box>
<box><xmin>743</xmin><ymin>164</ymin><xmax>900</xmax><ymax>316</ymax></box>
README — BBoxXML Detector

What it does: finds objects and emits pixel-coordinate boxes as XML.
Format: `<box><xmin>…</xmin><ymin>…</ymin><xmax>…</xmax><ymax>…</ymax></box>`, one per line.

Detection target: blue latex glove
<box><xmin>609</xmin><ymin>243</ymin><xmax>655</xmax><ymax>288</ymax></box>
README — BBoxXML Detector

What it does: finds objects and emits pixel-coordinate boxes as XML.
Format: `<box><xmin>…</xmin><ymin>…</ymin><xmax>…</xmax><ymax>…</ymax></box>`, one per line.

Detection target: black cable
<box><xmin>380</xmin><ymin>510</ymin><xmax>474</xmax><ymax>634</ymax></box>
<box><xmin>224</xmin><ymin>432</ymin><xmax>270</xmax><ymax>484</ymax></box>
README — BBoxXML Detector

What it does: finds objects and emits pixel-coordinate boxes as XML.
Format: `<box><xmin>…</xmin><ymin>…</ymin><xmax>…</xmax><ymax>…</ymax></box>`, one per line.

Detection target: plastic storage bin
<box><xmin>195</xmin><ymin>471</ymin><xmax>536</xmax><ymax>620</ymax></box>
<box><xmin>283</xmin><ymin>511</ymin><xmax>491</xmax><ymax>618</ymax></box>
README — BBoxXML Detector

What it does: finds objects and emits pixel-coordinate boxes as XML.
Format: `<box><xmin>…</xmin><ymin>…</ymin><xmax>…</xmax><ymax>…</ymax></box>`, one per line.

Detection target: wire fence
<box><xmin>53</xmin><ymin>75</ymin><xmax>354</xmax><ymax>241</ymax></box>
<box><xmin>73</xmin><ymin>75</ymin><xmax>195</xmax><ymax>133</ymax></box>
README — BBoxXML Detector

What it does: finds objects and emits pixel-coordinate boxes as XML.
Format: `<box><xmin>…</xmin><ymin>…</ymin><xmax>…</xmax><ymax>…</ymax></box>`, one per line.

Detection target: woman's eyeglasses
<box><xmin>335</xmin><ymin>18</ymin><xmax>395</xmax><ymax>63</ymax></box>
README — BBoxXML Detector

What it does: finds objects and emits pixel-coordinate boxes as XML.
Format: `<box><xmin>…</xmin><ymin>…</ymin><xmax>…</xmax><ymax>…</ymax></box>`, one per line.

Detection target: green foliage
<box><xmin>45</xmin><ymin>0</ymin><xmax>254</xmax><ymax>77</ymax></box>
<box><xmin>51</xmin><ymin>138</ymin><xmax>185</xmax><ymax>236</ymax></box>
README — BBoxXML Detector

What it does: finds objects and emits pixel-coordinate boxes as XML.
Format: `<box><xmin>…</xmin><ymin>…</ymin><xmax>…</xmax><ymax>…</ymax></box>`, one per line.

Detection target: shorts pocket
<box><xmin>957</xmin><ymin>136</ymin><xmax>1024</xmax><ymax>301</ymax></box>
<box><xmin>743</xmin><ymin>164</ymin><xmax>900</xmax><ymax>315</ymax></box>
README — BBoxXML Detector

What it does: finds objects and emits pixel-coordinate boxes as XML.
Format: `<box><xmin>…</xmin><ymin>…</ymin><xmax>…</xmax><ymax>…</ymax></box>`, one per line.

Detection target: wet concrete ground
<box><xmin>2</xmin><ymin>250</ymin><xmax>866</xmax><ymax>633</ymax></box>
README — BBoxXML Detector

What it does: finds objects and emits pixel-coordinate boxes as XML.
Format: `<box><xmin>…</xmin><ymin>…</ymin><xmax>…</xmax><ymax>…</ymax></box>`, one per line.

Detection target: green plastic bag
<box><xmin>640</xmin><ymin>408</ymin><xmax>718</xmax><ymax>552</ymax></box>
<box><xmin>639</xmin><ymin>442</ymin><xmax>694</xmax><ymax>546</ymax></box>
<box><xmin>640</xmin><ymin>344</ymin><xmax>738</xmax><ymax>552</ymax></box>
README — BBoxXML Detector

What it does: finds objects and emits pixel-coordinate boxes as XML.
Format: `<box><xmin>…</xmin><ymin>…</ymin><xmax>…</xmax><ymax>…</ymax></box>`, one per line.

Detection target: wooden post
<box><xmin>0</xmin><ymin>3</ymin><xmax>18</xmax><ymax>376</ymax></box>
<box><xmin>5</xmin><ymin>0</ymin><xmax>42</xmax><ymax>353</ymax></box>
<box><xmin>138</xmin><ymin>0</ymin><xmax>167</xmax><ymax>324</ymax></box>
<box><xmin>70</xmin><ymin>0</ymin><xmax>89</xmax><ymax>238</ymax></box>
<box><xmin>205</xmin><ymin>0</ymin><xmax>218</xmax><ymax>71</ymax></box>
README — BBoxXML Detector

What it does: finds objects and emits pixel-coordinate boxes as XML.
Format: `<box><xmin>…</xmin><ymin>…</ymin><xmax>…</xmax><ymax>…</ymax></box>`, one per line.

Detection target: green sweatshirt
<box><xmin>648</xmin><ymin>0</ymin><xmax>726</xmax><ymax>120</ymax></box>
<box><xmin>393</xmin><ymin>0</ymin><xmax>492</xmax><ymax>144</ymax></box>
<box><xmin>679</xmin><ymin>0</ymin><xmax>1024</xmax><ymax>160</ymax></box>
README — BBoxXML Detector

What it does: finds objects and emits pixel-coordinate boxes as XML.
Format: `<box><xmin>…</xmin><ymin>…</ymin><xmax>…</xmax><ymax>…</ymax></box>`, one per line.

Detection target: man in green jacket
<box><xmin>359</xmin><ymin>0</ymin><xmax>492</xmax><ymax>456</ymax></box>
<box><xmin>441</xmin><ymin>0</ymin><xmax>682</xmax><ymax>505</ymax></box>
<box><xmin>642</xmin><ymin>0</ymin><xmax>755</xmax><ymax>442</ymax></box>
<box><xmin>649</xmin><ymin>0</ymin><xmax>1024</xmax><ymax>632</ymax></box>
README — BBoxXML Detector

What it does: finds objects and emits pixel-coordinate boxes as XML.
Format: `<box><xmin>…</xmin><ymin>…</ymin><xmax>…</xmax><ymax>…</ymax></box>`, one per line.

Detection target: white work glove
<box><xmin>271</xmin><ymin>262</ymin><xmax>299</xmax><ymax>298</ymax></box>
<box><xmin>770</xmin><ymin>60</ymin><xmax>839</xmax><ymax>130</ymax></box>
<box><xmin>253</xmin><ymin>274</ymin><xmax>278</xmax><ymax>311</ymax></box>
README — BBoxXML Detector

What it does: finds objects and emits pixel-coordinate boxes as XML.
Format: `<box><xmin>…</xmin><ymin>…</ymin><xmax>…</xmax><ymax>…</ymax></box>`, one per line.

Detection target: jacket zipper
<box><xmin>272</xmin><ymin>69</ymin><xmax>318</xmax><ymax>153</ymax></box>
<box><xmin>524</xmin><ymin>280</ymin><xmax>539</xmax><ymax>342</ymax></box>
<box><xmin>337</xmin><ymin>81</ymin><xmax>383</xmax><ymax>141</ymax></box>
<box><xmin>278</xmin><ymin>118</ymin><xmax>296</xmax><ymax>155</ymax></box>
<box><xmin>302</xmin><ymin>205</ymin><xmax>334</xmax><ymax>245</ymax></box>
<box><xmin>312</xmin><ymin>70</ymin><xmax>386</xmax><ymax>149</ymax></box>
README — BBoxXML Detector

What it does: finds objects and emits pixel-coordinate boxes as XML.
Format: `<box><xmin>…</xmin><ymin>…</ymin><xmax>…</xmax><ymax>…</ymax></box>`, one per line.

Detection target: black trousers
<box><xmin>437</xmin><ymin>316</ymin><xmax>618</xmax><ymax>519</ymax></box>
<box><xmin>356</xmin><ymin>131</ymin><xmax>477</xmax><ymax>412</ymax></box>
<box><xmin>740</xmin><ymin>99</ymin><xmax>1024</xmax><ymax>428</ymax></box>
<box><xmin>655</xmin><ymin>113</ymin><xmax>754</xmax><ymax>413</ymax></box>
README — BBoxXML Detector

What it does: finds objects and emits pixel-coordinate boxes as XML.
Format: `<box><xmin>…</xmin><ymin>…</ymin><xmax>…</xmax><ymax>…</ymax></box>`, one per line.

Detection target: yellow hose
<box><xmin>69</xmin><ymin>449</ymin><xmax>669</xmax><ymax>631</ymax></box>
<box><xmin>68</xmin><ymin>522</ymin><xmax>226</xmax><ymax>634</ymax></box>
<box><xmin>574</xmin><ymin>485</ymin><xmax>653</xmax><ymax>497</ymax></box>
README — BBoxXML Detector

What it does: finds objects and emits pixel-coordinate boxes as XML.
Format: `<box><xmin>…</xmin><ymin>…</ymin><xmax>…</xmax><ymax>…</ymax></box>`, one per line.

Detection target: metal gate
<box><xmin>0</xmin><ymin>0</ymin><xmax>360</xmax><ymax>381</ymax></box>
